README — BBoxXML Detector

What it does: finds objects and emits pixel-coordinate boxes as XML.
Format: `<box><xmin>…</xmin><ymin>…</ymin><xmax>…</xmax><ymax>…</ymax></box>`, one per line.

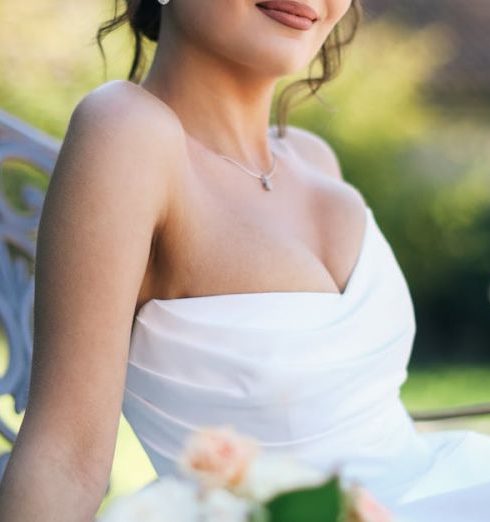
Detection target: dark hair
<box><xmin>96</xmin><ymin>0</ymin><xmax>363</xmax><ymax>137</ymax></box>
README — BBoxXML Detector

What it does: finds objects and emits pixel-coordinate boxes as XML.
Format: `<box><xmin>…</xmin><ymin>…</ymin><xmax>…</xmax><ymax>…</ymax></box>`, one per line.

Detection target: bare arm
<box><xmin>0</xmin><ymin>80</ymin><xmax>183</xmax><ymax>521</ymax></box>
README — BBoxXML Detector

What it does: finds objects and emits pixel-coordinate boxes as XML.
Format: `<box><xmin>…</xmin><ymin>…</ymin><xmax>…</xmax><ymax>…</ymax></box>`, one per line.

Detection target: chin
<box><xmin>266</xmin><ymin>55</ymin><xmax>315</xmax><ymax>77</ymax></box>
<box><xmin>236</xmin><ymin>30</ymin><xmax>330</xmax><ymax>78</ymax></box>
<box><xmin>230</xmin><ymin>38</ymin><xmax>320</xmax><ymax>77</ymax></box>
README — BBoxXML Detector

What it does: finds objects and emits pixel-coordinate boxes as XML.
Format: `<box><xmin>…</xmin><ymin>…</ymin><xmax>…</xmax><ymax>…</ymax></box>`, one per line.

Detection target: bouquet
<box><xmin>98</xmin><ymin>425</ymin><xmax>397</xmax><ymax>522</ymax></box>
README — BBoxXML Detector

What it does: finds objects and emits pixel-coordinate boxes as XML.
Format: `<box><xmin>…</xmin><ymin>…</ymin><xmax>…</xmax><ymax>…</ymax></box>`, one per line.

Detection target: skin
<box><xmin>0</xmin><ymin>1</ymin><xmax>366</xmax><ymax>520</ymax></box>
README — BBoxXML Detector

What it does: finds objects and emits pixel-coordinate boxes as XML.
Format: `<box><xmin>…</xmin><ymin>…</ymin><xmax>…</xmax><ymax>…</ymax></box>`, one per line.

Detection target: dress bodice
<box><xmin>122</xmin><ymin>205</ymin><xmax>490</xmax><ymax>517</ymax></box>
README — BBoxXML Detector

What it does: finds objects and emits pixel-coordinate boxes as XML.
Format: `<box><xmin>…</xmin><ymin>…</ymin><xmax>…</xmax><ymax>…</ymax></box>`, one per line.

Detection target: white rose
<box><xmin>199</xmin><ymin>488</ymin><xmax>254</xmax><ymax>522</ymax></box>
<box><xmin>97</xmin><ymin>476</ymin><xmax>199</xmax><ymax>522</ymax></box>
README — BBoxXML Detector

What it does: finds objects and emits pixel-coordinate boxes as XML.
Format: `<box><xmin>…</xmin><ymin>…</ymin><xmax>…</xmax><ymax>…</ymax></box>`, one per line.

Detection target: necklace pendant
<box><xmin>260</xmin><ymin>174</ymin><xmax>273</xmax><ymax>191</ymax></box>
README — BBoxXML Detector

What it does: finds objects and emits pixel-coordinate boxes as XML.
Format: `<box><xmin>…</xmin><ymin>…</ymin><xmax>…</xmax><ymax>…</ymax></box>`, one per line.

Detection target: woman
<box><xmin>1</xmin><ymin>0</ymin><xmax>490</xmax><ymax>520</ymax></box>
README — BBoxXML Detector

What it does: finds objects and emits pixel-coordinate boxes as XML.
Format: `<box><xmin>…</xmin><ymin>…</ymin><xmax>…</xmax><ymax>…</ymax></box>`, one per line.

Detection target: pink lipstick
<box><xmin>256</xmin><ymin>1</ymin><xmax>318</xmax><ymax>31</ymax></box>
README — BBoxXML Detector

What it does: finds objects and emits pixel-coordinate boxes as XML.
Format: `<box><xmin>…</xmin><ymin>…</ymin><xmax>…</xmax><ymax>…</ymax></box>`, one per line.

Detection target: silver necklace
<box><xmin>217</xmin><ymin>151</ymin><xmax>277</xmax><ymax>191</ymax></box>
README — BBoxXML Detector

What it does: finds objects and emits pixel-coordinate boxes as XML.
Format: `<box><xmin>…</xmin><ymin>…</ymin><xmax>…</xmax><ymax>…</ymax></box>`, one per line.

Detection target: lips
<box><xmin>255</xmin><ymin>1</ymin><xmax>319</xmax><ymax>22</ymax></box>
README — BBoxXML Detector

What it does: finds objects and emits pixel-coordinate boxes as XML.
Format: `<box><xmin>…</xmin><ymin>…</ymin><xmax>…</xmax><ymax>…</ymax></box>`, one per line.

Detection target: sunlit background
<box><xmin>1</xmin><ymin>0</ymin><xmax>489</xmax><ymax>514</ymax></box>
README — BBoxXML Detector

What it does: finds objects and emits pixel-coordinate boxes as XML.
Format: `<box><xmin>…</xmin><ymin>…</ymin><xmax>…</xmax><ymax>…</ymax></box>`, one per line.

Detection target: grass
<box><xmin>400</xmin><ymin>362</ymin><xmax>490</xmax><ymax>441</ymax></box>
<box><xmin>402</xmin><ymin>363</ymin><xmax>490</xmax><ymax>410</ymax></box>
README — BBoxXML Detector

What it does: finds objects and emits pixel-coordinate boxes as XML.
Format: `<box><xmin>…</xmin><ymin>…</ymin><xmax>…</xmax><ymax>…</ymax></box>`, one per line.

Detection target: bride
<box><xmin>1</xmin><ymin>0</ymin><xmax>490</xmax><ymax>520</ymax></box>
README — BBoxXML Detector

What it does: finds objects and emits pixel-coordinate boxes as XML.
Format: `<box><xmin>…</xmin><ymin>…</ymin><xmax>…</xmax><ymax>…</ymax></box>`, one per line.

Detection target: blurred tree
<box><xmin>364</xmin><ymin>0</ymin><xmax>490</xmax><ymax>101</ymax></box>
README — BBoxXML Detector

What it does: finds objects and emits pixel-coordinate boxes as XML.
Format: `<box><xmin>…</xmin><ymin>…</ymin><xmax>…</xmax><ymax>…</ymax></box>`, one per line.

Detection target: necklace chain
<box><xmin>217</xmin><ymin>150</ymin><xmax>277</xmax><ymax>191</ymax></box>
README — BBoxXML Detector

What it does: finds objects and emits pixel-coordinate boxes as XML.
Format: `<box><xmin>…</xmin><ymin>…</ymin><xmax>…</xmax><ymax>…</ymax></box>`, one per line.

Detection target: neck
<box><xmin>141</xmin><ymin>27</ymin><xmax>281</xmax><ymax>172</ymax></box>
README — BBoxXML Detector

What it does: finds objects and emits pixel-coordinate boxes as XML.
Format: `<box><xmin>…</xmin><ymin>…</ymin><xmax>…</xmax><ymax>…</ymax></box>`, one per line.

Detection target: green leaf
<box><xmin>264</xmin><ymin>474</ymin><xmax>343</xmax><ymax>522</ymax></box>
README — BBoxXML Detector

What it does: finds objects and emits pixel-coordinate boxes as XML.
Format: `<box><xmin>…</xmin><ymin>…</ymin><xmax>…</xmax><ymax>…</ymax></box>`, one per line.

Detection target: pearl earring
<box><xmin>158</xmin><ymin>0</ymin><xmax>170</xmax><ymax>4</ymax></box>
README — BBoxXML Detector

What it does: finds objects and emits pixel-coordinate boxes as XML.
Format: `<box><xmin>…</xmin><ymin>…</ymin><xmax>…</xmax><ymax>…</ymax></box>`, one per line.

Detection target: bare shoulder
<box><xmin>71</xmin><ymin>79</ymin><xmax>186</xmax><ymax>160</ymax></box>
<box><xmin>68</xmin><ymin>79</ymin><xmax>188</xmax><ymax>220</ymax></box>
<box><xmin>281</xmin><ymin>124</ymin><xmax>368</xmax><ymax>212</ymax></box>
<box><xmin>281</xmin><ymin>124</ymin><xmax>343</xmax><ymax>180</ymax></box>
<box><xmin>74</xmin><ymin>79</ymin><xmax>183</xmax><ymax>130</ymax></box>
<box><xmin>72</xmin><ymin>79</ymin><xmax>186</xmax><ymax>158</ymax></box>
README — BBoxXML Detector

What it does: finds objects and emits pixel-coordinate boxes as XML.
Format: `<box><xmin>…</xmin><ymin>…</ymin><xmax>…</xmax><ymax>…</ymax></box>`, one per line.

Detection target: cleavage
<box><xmin>151</xmin><ymin>169</ymin><xmax>368</xmax><ymax>300</ymax></box>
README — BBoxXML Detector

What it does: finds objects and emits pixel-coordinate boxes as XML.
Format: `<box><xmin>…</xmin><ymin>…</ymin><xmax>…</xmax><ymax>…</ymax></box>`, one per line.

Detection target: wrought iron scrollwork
<box><xmin>0</xmin><ymin>108</ymin><xmax>59</xmax><ymax>480</ymax></box>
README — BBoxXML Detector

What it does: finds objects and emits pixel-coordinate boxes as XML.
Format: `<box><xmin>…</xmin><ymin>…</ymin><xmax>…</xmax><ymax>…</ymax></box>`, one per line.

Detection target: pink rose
<box><xmin>178</xmin><ymin>425</ymin><xmax>260</xmax><ymax>492</ymax></box>
<box><xmin>344</xmin><ymin>484</ymin><xmax>395</xmax><ymax>522</ymax></box>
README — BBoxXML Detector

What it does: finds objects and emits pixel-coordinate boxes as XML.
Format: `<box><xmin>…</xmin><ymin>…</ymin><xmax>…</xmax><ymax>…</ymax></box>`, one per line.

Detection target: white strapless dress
<box><xmin>122</xmin><ymin>205</ymin><xmax>490</xmax><ymax>521</ymax></box>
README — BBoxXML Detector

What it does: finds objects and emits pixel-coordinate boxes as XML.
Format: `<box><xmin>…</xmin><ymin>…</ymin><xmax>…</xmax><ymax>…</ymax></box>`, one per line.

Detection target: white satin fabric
<box><xmin>123</xmin><ymin>206</ymin><xmax>490</xmax><ymax>521</ymax></box>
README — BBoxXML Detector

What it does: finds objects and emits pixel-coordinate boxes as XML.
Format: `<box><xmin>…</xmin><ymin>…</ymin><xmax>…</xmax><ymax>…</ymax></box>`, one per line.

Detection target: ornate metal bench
<box><xmin>1</xmin><ymin>108</ymin><xmax>490</xmax><ymax>483</ymax></box>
